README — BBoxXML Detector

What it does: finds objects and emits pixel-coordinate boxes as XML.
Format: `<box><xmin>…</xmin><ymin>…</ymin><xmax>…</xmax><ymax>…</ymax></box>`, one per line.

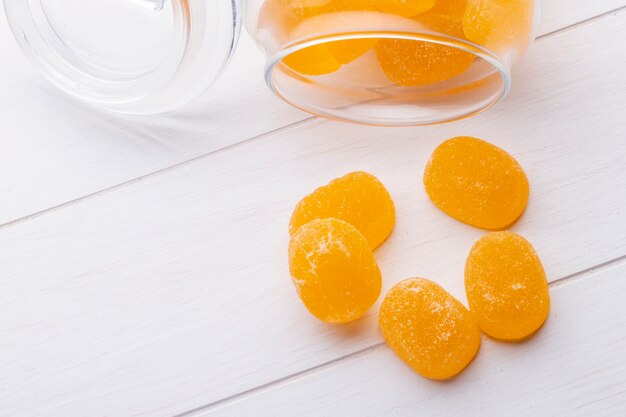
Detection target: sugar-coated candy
<box><xmin>463</xmin><ymin>0</ymin><xmax>534</xmax><ymax>55</ymax></box>
<box><xmin>465</xmin><ymin>231</ymin><xmax>550</xmax><ymax>341</ymax></box>
<box><xmin>423</xmin><ymin>136</ymin><xmax>529</xmax><ymax>230</ymax></box>
<box><xmin>259</xmin><ymin>0</ymin><xmax>379</xmax><ymax>75</ymax></box>
<box><xmin>289</xmin><ymin>218</ymin><xmax>382</xmax><ymax>323</ymax></box>
<box><xmin>374</xmin><ymin>14</ymin><xmax>475</xmax><ymax>86</ymax></box>
<box><xmin>379</xmin><ymin>278</ymin><xmax>481</xmax><ymax>379</ymax></box>
<box><xmin>289</xmin><ymin>171</ymin><xmax>395</xmax><ymax>249</ymax></box>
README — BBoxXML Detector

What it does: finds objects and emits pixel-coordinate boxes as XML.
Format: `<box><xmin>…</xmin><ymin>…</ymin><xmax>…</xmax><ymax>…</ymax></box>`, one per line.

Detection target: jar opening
<box><xmin>5</xmin><ymin>0</ymin><xmax>241</xmax><ymax>114</ymax></box>
<box><xmin>265</xmin><ymin>31</ymin><xmax>511</xmax><ymax>126</ymax></box>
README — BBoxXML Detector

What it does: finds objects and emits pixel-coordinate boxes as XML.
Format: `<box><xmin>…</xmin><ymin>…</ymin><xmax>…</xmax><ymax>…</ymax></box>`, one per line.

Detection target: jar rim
<box><xmin>4</xmin><ymin>0</ymin><xmax>241</xmax><ymax>114</ymax></box>
<box><xmin>265</xmin><ymin>31</ymin><xmax>512</xmax><ymax>127</ymax></box>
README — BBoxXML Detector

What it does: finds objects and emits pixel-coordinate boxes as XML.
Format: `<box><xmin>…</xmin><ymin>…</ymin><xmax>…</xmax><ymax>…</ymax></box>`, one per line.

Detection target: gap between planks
<box><xmin>1</xmin><ymin>5</ymin><xmax>625</xmax><ymax>233</ymax></box>
<box><xmin>172</xmin><ymin>251</ymin><xmax>626</xmax><ymax>417</ymax></box>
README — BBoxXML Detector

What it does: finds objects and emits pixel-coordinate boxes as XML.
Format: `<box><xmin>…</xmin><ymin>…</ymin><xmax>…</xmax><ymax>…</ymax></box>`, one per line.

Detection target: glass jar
<box><xmin>247</xmin><ymin>0</ymin><xmax>541</xmax><ymax>125</ymax></box>
<box><xmin>4</xmin><ymin>0</ymin><xmax>540</xmax><ymax>125</ymax></box>
<box><xmin>3</xmin><ymin>0</ymin><xmax>240</xmax><ymax>114</ymax></box>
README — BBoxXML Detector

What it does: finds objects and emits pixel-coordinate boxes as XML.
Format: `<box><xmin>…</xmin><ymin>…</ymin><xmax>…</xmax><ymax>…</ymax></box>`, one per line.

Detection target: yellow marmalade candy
<box><xmin>259</xmin><ymin>0</ymin><xmax>437</xmax><ymax>75</ymax></box>
<box><xmin>289</xmin><ymin>171</ymin><xmax>395</xmax><ymax>249</ymax></box>
<box><xmin>463</xmin><ymin>0</ymin><xmax>535</xmax><ymax>55</ymax></box>
<box><xmin>380</xmin><ymin>278</ymin><xmax>481</xmax><ymax>379</ymax></box>
<box><xmin>375</xmin><ymin>13</ymin><xmax>475</xmax><ymax>86</ymax></box>
<box><xmin>289</xmin><ymin>218</ymin><xmax>382</xmax><ymax>323</ymax></box>
<box><xmin>465</xmin><ymin>231</ymin><xmax>550</xmax><ymax>341</ymax></box>
<box><xmin>423</xmin><ymin>136</ymin><xmax>529</xmax><ymax>230</ymax></box>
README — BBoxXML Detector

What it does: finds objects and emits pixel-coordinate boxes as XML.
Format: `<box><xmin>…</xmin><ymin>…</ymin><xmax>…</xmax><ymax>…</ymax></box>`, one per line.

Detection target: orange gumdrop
<box><xmin>289</xmin><ymin>171</ymin><xmax>395</xmax><ymax>249</ymax></box>
<box><xmin>282</xmin><ymin>44</ymin><xmax>342</xmax><ymax>75</ymax></box>
<box><xmin>380</xmin><ymin>278</ymin><xmax>481</xmax><ymax>379</ymax></box>
<box><xmin>465</xmin><ymin>231</ymin><xmax>550</xmax><ymax>341</ymax></box>
<box><xmin>423</xmin><ymin>136</ymin><xmax>529</xmax><ymax>230</ymax></box>
<box><xmin>374</xmin><ymin>13</ymin><xmax>475</xmax><ymax>86</ymax></box>
<box><xmin>259</xmin><ymin>0</ymin><xmax>342</xmax><ymax>75</ymax></box>
<box><xmin>289</xmin><ymin>218</ymin><xmax>382</xmax><ymax>323</ymax></box>
<box><xmin>463</xmin><ymin>0</ymin><xmax>535</xmax><ymax>55</ymax></box>
<box><xmin>260</xmin><ymin>0</ymin><xmax>378</xmax><ymax>75</ymax></box>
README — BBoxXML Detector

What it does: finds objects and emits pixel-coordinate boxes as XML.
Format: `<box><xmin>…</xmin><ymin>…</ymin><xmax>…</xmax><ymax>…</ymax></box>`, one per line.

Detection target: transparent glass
<box><xmin>4</xmin><ymin>0</ymin><xmax>240</xmax><ymax>114</ymax></box>
<box><xmin>245</xmin><ymin>0</ymin><xmax>541</xmax><ymax>126</ymax></box>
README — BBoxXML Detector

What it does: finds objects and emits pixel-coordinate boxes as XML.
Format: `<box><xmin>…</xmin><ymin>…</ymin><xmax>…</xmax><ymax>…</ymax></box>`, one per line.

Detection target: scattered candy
<box><xmin>465</xmin><ymin>231</ymin><xmax>550</xmax><ymax>341</ymax></box>
<box><xmin>380</xmin><ymin>278</ymin><xmax>481</xmax><ymax>379</ymax></box>
<box><xmin>289</xmin><ymin>218</ymin><xmax>382</xmax><ymax>323</ymax></box>
<box><xmin>289</xmin><ymin>171</ymin><xmax>395</xmax><ymax>249</ymax></box>
<box><xmin>423</xmin><ymin>136</ymin><xmax>529</xmax><ymax>230</ymax></box>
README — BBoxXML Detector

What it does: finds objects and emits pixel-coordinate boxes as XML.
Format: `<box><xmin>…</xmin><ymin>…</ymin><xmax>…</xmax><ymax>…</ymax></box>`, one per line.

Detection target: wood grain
<box><xmin>0</xmin><ymin>0</ymin><xmax>623</xmax><ymax>226</ymax></box>
<box><xmin>0</xmin><ymin>11</ymin><xmax>624</xmax><ymax>417</ymax></box>
<box><xmin>198</xmin><ymin>260</ymin><xmax>626</xmax><ymax>417</ymax></box>
<box><xmin>0</xmin><ymin>21</ymin><xmax>304</xmax><ymax>226</ymax></box>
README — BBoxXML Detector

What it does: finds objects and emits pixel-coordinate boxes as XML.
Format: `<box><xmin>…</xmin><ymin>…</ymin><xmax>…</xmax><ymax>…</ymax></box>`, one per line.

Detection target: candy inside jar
<box><xmin>248</xmin><ymin>0</ymin><xmax>540</xmax><ymax>125</ymax></box>
<box><xmin>5</xmin><ymin>0</ymin><xmax>539</xmax><ymax>124</ymax></box>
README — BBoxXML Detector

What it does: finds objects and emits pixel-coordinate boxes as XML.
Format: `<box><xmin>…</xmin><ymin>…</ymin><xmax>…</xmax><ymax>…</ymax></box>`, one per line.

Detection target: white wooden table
<box><xmin>1</xmin><ymin>2</ymin><xmax>626</xmax><ymax>416</ymax></box>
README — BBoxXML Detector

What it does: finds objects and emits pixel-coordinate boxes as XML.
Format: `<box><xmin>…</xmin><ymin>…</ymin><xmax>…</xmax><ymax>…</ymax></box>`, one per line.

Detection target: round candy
<box><xmin>465</xmin><ymin>231</ymin><xmax>550</xmax><ymax>341</ymax></box>
<box><xmin>423</xmin><ymin>136</ymin><xmax>529</xmax><ymax>230</ymax></box>
<box><xmin>379</xmin><ymin>278</ymin><xmax>481</xmax><ymax>379</ymax></box>
<box><xmin>374</xmin><ymin>13</ymin><xmax>475</xmax><ymax>86</ymax></box>
<box><xmin>289</xmin><ymin>218</ymin><xmax>382</xmax><ymax>323</ymax></box>
<box><xmin>289</xmin><ymin>171</ymin><xmax>395</xmax><ymax>249</ymax></box>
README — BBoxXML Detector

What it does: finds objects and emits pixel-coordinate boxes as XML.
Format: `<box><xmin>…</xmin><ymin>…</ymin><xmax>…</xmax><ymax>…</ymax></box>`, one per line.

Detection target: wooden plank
<box><xmin>0</xmin><ymin>0</ymin><xmax>624</xmax><ymax>226</ymax></box>
<box><xmin>202</xmin><ymin>261</ymin><xmax>626</xmax><ymax>417</ymax></box>
<box><xmin>0</xmin><ymin>18</ymin><xmax>305</xmax><ymax>226</ymax></box>
<box><xmin>0</xmin><ymin>12</ymin><xmax>624</xmax><ymax>417</ymax></box>
<box><xmin>539</xmin><ymin>0</ymin><xmax>625</xmax><ymax>34</ymax></box>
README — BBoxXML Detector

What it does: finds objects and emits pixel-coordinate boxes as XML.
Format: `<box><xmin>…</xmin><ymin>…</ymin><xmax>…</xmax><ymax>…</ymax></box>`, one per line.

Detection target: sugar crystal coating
<box><xmin>374</xmin><ymin>13</ymin><xmax>475</xmax><ymax>86</ymax></box>
<box><xmin>424</xmin><ymin>136</ymin><xmax>529</xmax><ymax>230</ymax></box>
<box><xmin>289</xmin><ymin>218</ymin><xmax>382</xmax><ymax>323</ymax></box>
<box><xmin>463</xmin><ymin>0</ymin><xmax>534</xmax><ymax>56</ymax></box>
<box><xmin>379</xmin><ymin>278</ymin><xmax>481</xmax><ymax>379</ymax></box>
<box><xmin>290</xmin><ymin>171</ymin><xmax>395</xmax><ymax>249</ymax></box>
<box><xmin>465</xmin><ymin>231</ymin><xmax>550</xmax><ymax>341</ymax></box>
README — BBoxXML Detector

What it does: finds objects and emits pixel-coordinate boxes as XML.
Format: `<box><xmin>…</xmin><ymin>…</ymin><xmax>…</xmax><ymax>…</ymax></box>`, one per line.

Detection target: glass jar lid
<box><xmin>4</xmin><ymin>0</ymin><xmax>241</xmax><ymax>114</ymax></box>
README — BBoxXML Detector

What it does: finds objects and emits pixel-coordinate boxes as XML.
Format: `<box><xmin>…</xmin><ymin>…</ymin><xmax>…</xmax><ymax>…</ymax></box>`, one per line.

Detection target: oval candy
<box><xmin>289</xmin><ymin>218</ymin><xmax>382</xmax><ymax>323</ymax></box>
<box><xmin>289</xmin><ymin>171</ymin><xmax>395</xmax><ymax>249</ymax></box>
<box><xmin>379</xmin><ymin>278</ymin><xmax>481</xmax><ymax>379</ymax></box>
<box><xmin>424</xmin><ymin>136</ymin><xmax>529</xmax><ymax>230</ymax></box>
<box><xmin>465</xmin><ymin>231</ymin><xmax>550</xmax><ymax>341</ymax></box>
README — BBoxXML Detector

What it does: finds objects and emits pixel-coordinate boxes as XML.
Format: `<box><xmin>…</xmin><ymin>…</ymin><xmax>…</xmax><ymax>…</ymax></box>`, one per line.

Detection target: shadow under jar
<box><xmin>5</xmin><ymin>0</ymin><xmax>540</xmax><ymax>126</ymax></box>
